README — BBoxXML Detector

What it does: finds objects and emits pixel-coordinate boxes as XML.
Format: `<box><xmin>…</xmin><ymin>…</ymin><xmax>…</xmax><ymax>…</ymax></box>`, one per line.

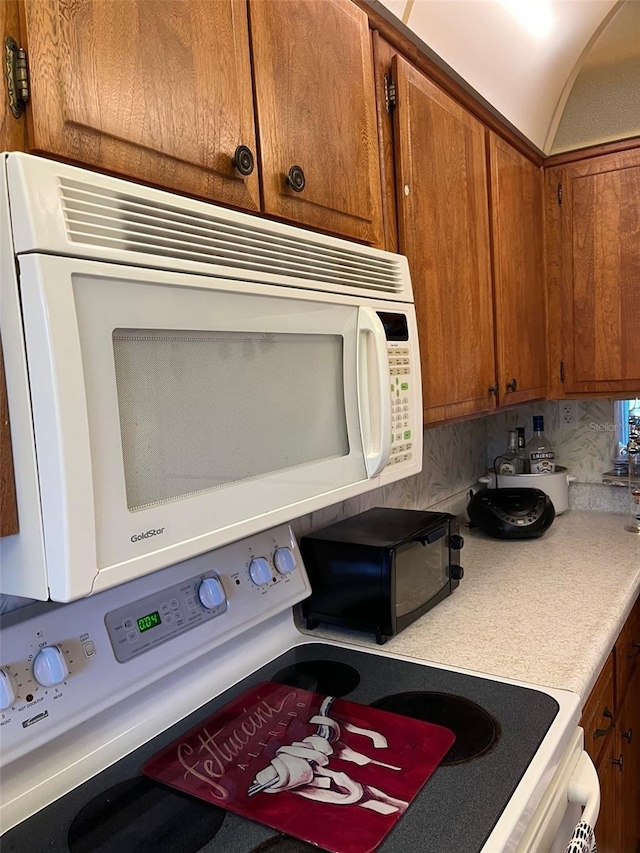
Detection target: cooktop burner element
<box><xmin>67</xmin><ymin>777</ymin><xmax>226</xmax><ymax>853</ymax></box>
<box><xmin>270</xmin><ymin>659</ymin><xmax>360</xmax><ymax>696</ymax></box>
<box><xmin>370</xmin><ymin>692</ymin><xmax>500</xmax><ymax>765</ymax></box>
<box><xmin>250</xmin><ymin>835</ymin><xmax>320</xmax><ymax>852</ymax></box>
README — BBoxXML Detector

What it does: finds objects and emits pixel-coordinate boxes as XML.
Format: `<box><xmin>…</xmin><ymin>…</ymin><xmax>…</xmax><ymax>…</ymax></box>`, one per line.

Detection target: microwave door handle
<box><xmin>357</xmin><ymin>307</ymin><xmax>391</xmax><ymax>478</ymax></box>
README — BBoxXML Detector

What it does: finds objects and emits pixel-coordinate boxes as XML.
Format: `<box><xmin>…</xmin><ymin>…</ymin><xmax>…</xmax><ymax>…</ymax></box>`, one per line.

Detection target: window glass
<box><xmin>616</xmin><ymin>399</ymin><xmax>640</xmax><ymax>453</ymax></box>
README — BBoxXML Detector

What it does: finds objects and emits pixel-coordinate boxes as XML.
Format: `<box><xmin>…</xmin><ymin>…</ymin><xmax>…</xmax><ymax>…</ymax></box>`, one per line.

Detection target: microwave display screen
<box><xmin>376</xmin><ymin>312</ymin><xmax>408</xmax><ymax>341</ymax></box>
<box><xmin>112</xmin><ymin>329</ymin><xmax>349</xmax><ymax>511</ymax></box>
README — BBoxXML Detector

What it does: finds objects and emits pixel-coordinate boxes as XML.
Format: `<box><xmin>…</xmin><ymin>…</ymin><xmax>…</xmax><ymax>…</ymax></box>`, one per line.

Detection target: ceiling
<box><xmin>371</xmin><ymin>0</ymin><xmax>625</xmax><ymax>152</ymax></box>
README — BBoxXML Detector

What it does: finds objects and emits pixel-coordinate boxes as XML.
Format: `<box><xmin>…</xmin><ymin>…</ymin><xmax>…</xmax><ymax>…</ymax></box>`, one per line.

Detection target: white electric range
<box><xmin>0</xmin><ymin>525</ymin><xmax>596</xmax><ymax>853</ymax></box>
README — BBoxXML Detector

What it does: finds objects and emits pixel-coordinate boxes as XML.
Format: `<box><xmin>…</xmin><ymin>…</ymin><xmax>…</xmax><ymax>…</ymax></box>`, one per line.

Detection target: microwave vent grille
<box><xmin>59</xmin><ymin>179</ymin><xmax>404</xmax><ymax>295</ymax></box>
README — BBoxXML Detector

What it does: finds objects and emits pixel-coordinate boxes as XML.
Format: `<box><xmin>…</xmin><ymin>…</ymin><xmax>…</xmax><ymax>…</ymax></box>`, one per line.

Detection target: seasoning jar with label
<box><xmin>527</xmin><ymin>416</ymin><xmax>555</xmax><ymax>473</ymax></box>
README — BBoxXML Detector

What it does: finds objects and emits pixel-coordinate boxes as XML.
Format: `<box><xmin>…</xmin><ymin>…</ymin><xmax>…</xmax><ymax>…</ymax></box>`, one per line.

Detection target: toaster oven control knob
<box><xmin>198</xmin><ymin>576</ymin><xmax>226</xmax><ymax>610</ymax></box>
<box><xmin>449</xmin><ymin>534</ymin><xmax>465</xmax><ymax>551</ymax></box>
<box><xmin>249</xmin><ymin>557</ymin><xmax>272</xmax><ymax>586</ymax></box>
<box><xmin>274</xmin><ymin>547</ymin><xmax>297</xmax><ymax>575</ymax></box>
<box><xmin>0</xmin><ymin>669</ymin><xmax>16</xmax><ymax>710</ymax></box>
<box><xmin>450</xmin><ymin>564</ymin><xmax>464</xmax><ymax>581</ymax></box>
<box><xmin>33</xmin><ymin>646</ymin><xmax>68</xmax><ymax>687</ymax></box>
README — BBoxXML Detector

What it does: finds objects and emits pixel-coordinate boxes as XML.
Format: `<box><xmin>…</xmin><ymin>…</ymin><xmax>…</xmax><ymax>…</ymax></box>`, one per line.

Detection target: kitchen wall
<box><xmin>291</xmin><ymin>416</ymin><xmax>487</xmax><ymax>540</ymax></box>
<box><xmin>486</xmin><ymin>398</ymin><xmax>629</xmax><ymax>512</ymax></box>
<box><xmin>293</xmin><ymin>397</ymin><xmax>624</xmax><ymax>542</ymax></box>
<box><xmin>486</xmin><ymin>398</ymin><xmax>618</xmax><ymax>482</ymax></box>
<box><xmin>0</xmin><ymin>398</ymin><xmax>624</xmax><ymax>615</ymax></box>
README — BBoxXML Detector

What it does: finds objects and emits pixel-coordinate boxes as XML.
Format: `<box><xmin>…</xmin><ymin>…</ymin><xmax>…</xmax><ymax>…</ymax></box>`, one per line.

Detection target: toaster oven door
<box><xmin>394</xmin><ymin>526</ymin><xmax>450</xmax><ymax>618</ymax></box>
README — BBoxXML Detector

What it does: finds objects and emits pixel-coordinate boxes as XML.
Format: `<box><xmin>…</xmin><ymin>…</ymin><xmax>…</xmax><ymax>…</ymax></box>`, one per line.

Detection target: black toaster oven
<box><xmin>300</xmin><ymin>507</ymin><xmax>464</xmax><ymax>644</ymax></box>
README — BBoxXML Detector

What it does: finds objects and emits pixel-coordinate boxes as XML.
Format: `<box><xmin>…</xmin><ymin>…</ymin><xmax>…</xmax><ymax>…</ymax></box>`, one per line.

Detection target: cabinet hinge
<box><xmin>557</xmin><ymin>182</ymin><xmax>563</xmax><ymax>206</ymax></box>
<box><xmin>4</xmin><ymin>37</ymin><xmax>29</xmax><ymax>119</ymax></box>
<box><xmin>560</xmin><ymin>360</ymin><xmax>565</xmax><ymax>383</ymax></box>
<box><xmin>384</xmin><ymin>75</ymin><xmax>397</xmax><ymax>113</ymax></box>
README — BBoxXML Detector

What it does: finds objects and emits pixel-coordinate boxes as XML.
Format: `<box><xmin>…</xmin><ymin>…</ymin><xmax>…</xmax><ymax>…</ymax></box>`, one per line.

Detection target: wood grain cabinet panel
<box><xmin>582</xmin><ymin>598</ymin><xmax>640</xmax><ymax>853</ymax></box>
<box><xmin>618</xmin><ymin>669</ymin><xmax>640</xmax><ymax>853</ymax></box>
<box><xmin>248</xmin><ymin>0</ymin><xmax>383</xmax><ymax>244</ymax></box>
<box><xmin>595</xmin><ymin>737</ymin><xmax>620</xmax><ymax>853</ymax></box>
<box><xmin>21</xmin><ymin>0</ymin><xmax>261</xmax><ymax>211</ymax></box>
<box><xmin>581</xmin><ymin>653</ymin><xmax>614</xmax><ymax>768</ymax></box>
<box><xmin>615</xmin><ymin>596</ymin><xmax>640</xmax><ymax>708</ymax></box>
<box><xmin>1</xmin><ymin>1</ymin><xmax>23</xmax><ymax>538</ymax></box>
<box><xmin>488</xmin><ymin>133</ymin><xmax>547</xmax><ymax>407</ymax></box>
<box><xmin>1</xmin><ymin>0</ymin><xmax>26</xmax><ymax>152</ymax></box>
<box><xmin>1</xmin><ymin>342</ymin><xmax>19</xmax><ymax>538</ymax></box>
<box><xmin>391</xmin><ymin>55</ymin><xmax>496</xmax><ymax>424</ymax></box>
<box><xmin>547</xmin><ymin>147</ymin><xmax>640</xmax><ymax>395</ymax></box>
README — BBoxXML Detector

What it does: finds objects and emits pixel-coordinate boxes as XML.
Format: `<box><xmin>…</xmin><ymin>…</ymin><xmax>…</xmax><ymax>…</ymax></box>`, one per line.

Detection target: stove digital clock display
<box><xmin>137</xmin><ymin>611</ymin><xmax>162</xmax><ymax>633</ymax></box>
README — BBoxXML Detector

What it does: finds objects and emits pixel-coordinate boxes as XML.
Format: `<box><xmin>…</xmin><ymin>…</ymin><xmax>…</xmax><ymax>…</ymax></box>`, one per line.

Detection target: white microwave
<box><xmin>0</xmin><ymin>154</ymin><xmax>422</xmax><ymax>602</ymax></box>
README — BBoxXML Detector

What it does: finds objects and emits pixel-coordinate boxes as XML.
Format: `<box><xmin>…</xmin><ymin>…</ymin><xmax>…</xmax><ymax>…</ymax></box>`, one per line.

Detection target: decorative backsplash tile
<box><xmin>291</xmin><ymin>417</ymin><xmax>487</xmax><ymax>539</ymax></box>
<box><xmin>486</xmin><ymin>400</ymin><xmax>618</xmax><ymax>484</ymax></box>
<box><xmin>293</xmin><ymin>398</ymin><xmax>625</xmax><ymax>542</ymax></box>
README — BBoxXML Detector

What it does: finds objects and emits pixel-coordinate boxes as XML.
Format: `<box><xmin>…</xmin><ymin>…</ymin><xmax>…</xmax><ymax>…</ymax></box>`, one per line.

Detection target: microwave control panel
<box><xmin>387</xmin><ymin>342</ymin><xmax>414</xmax><ymax>468</ymax></box>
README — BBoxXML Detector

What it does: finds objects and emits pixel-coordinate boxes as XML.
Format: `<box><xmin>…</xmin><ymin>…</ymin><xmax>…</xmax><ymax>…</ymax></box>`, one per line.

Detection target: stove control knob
<box><xmin>450</xmin><ymin>564</ymin><xmax>464</xmax><ymax>581</ymax></box>
<box><xmin>274</xmin><ymin>547</ymin><xmax>296</xmax><ymax>575</ymax></box>
<box><xmin>249</xmin><ymin>557</ymin><xmax>272</xmax><ymax>586</ymax></box>
<box><xmin>0</xmin><ymin>669</ymin><xmax>16</xmax><ymax>710</ymax></box>
<box><xmin>198</xmin><ymin>576</ymin><xmax>226</xmax><ymax>610</ymax></box>
<box><xmin>449</xmin><ymin>534</ymin><xmax>465</xmax><ymax>551</ymax></box>
<box><xmin>33</xmin><ymin>646</ymin><xmax>68</xmax><ymax>687</ymax></box>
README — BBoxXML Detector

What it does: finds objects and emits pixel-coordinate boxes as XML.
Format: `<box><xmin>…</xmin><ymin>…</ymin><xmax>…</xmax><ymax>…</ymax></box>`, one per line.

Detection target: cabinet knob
<box><xmin>622</xmin><ymin>728</ymin><xmax>633</xmax><ymax>744</ymax></box>
<box><xmin>612</xmin><ymin>754</ymin><xmax>624</xmax><ymax>770</ymax></box>
<box><xmin>488</xmin><ymin>383</ymin><xmax>498</xmax><ymax>396</ymax></box>
<box><xmin>232</xmin><ymin>145</ymin><xmax>255</xmax><ymax>176</ymax></box>
<box><xmin>506</xmin><ymin>378</ymin><xmax>518</xmax><ymax>393</ymax></box>
<box><xmin>625</xmin><ymin>640</ymin><xmax>640</xmax><ymax>660</ymax></box>
<box><xmin>450</xmin><ymin>564</ymin><xmax>464</xmax><ymax>581</ymax></box>
<box><xmin>286</xmin><ymin>165</ymin><xmax>306</xmax><ymax>192</ymax></box>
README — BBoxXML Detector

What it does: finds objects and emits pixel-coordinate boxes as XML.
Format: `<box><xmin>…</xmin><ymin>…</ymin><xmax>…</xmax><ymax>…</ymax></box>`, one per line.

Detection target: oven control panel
<box><xmin>105</xmin><ymin>572</ymin><xmax>228</xmax><ymax>662</ymax></box>
<box><xmin>0</xmin><ymin>525</ymin><xmax>310</xmax><ymax>767</ymax></box>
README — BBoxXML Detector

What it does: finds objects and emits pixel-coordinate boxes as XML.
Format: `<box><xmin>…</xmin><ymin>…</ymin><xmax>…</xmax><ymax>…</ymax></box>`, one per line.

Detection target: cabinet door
<box><xmin>21</xmin><ymin>0</ymin><xmax>260</xmax><ymax>211</ymax></box>
<box><xmin>618</xmin><ymin>668</ymin><xmax>640</xmax><ymax>853</ymax></box>
<box><xmin>488</xmin><ymin>133</ymin><xmax>546</xmax><ymax>406</ymax></box>
<box><xmin>550</xmin><ymin>148</ymin><xmax>640</xmax><ymax>395</ymax></box>
<box><xmin>392</xmin><ymin>55</ymin><xmax>496</xmax><ymax>424</ymax></box>
<box><xmin>595</xmin><ymin>738</ymin><xmax>620</xmax><ymax>853</ymax></box>
<box><xmin>249</xmin><ymin>0</ymin><xmax>383</xmax><ymax>244</ymax></box>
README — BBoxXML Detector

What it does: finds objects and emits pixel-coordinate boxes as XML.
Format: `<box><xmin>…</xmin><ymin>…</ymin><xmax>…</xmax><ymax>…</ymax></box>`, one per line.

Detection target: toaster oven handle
<box><xmin>357</xmin><ymin>307</ymin><xmax>392</xmax><ymax>478</ymax></box>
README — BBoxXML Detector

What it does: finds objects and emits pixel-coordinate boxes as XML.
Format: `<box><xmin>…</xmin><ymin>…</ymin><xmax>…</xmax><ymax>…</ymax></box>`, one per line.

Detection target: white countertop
<box><xmin>297</xmin><ymin>511</ymin><xmax>640</xmax><ymax>704</ymax></box>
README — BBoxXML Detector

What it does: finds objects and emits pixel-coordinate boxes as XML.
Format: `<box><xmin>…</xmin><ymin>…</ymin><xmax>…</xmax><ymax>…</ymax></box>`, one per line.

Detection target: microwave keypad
<box><xmin>388</xmin><ymin>347</ymin><xmax>413</xmax><ymax>467</ymax></box>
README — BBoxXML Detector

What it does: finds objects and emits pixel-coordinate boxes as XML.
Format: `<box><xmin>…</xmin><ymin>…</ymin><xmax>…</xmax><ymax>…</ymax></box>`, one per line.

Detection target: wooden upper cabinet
<box><xmin>391</xmin><ymin>55</ymin><xmax>496</xmax><ymax>424</ymax></box>
<box><xmin>548</xmin><ymin>147</ymin><xmax>640</xmax><ymax>395</ymax></box>
<box><xmin>488</xmin><ymin>133</ymin><xmax>546</xmax><ymax>407</ymax></box>
<box><xmin>248</xmin><ymin>0</ymin><xmax>383</xmax><ymax>244</ymax></box>
<box><xmin>1</xmin><ymin>0</ymin><xmax>26</xmax><ymax>152</ymax></box>
<box><xmin>21</xmin><ymin>0</ymin><xmax>260</xmax><ymax>211</ymax></box>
